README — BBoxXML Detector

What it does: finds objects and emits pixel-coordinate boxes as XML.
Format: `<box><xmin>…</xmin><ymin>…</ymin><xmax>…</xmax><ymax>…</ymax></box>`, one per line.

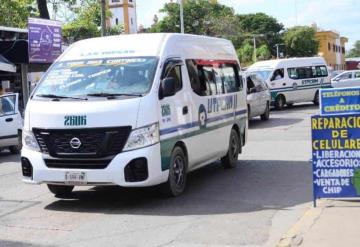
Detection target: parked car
<box><xmin>0</xmin><ymin>93</ymin><xmax>22</xmax><ymax>154</ymax></box>
<box><xmin>245</xmin><ymin>73</ymin><xmax>271</xmax><ymax>121</ymax></box>
<box><xmin>331</xmin><ymin>70</ymin><xmax>360</xmax><ymax>88</ymax></box>
<box><xmin>330</xmin><ymin>70</ymin><xmax>344</xmax><ymax>79</ymax></box>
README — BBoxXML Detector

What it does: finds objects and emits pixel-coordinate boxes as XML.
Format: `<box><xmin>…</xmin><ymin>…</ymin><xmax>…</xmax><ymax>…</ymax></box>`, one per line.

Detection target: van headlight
<box><xmin>123</xmin><ymin>123</ymin><xmax>160</xmax><ymax>151</ymax></box>
<box><xmin>22</xmin><ymin>130</ymin><xmax>40</xmax><ymax>151</ymax></box>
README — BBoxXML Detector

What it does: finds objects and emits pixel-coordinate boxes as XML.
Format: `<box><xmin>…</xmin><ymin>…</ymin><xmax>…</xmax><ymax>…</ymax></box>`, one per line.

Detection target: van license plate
<box><xmin>65</xmin><ymin>172</ymin><xmax>87</xmax><ymax>185</ymax></box>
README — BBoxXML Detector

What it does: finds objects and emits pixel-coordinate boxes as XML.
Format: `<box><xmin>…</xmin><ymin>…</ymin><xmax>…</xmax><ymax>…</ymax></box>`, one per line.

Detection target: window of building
<box><xmin>131</xmin><ymin>18</ymin><xmax>133</xmax><ymax>25</ymax></box>
<box><xmin>333</xmin><ymin>44</ymin><xmax>335</xmax><ymax>52</ymax></box>
<box><xmin>342</xmin><ymin>47</ymin><xmax>345</xmax><ymax>54</ymax></box>
<box><xmin>328</xmin><ymin>43</ymin><xmax>331</xmax><ymax>51</ymax></box>
<box><xmin>115</xmin><ymin>18</ymin><xmax>118</xmax><ymax>25</ymax></box>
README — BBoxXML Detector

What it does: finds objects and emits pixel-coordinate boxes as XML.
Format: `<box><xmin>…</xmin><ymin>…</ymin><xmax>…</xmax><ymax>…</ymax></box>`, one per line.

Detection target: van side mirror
<box><xmin>159</xmin><ymin>77</ymin><xmax>176</xmax><ymax>99</ymax></box>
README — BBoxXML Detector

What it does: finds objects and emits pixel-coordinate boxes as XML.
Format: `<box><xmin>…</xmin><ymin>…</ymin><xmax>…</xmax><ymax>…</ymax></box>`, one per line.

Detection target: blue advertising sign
<box><xmin>312</xmin><ymin>114</ymin><xmax>360</xmax><ymax>202</ymax></box>
<box><xmin>320</xmin><ymin>87</ymin><xmax>360</xmax><ymax>115</ymax></box>
<box><xmin>28</xmin><ymin>18</ymin><xmax>62</xmax><ymax>63</ymax></box>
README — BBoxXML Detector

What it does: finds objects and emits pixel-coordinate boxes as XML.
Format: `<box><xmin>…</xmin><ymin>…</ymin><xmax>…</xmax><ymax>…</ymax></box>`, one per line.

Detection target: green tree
<box><xmin>149</xmin><ymin>0</ymin><xmax>235</xmax><ymax>35</ymax></box>
<box><xmin>256</xmin><ymin>44</ymin><xmax>271</xmax><ymax>61</ymax></box>
<box><xmin>0</xmin><ymin>0</ymin><xmax>37</xmax><ymax>28</ymax></box>
<box><xmin>237</xmin><ymin>43</ymin><xmax>254</xmax><ymax>65</ymax></box>
<box><xmin>283</xmin><ymin>26</ymin><xmax>319</xmax><ymax>57</ymax></box>
<box><xmin>62</xmin><ymin>0</ymin><xmax>119</xmax><ymax>43</ymax></box>
<box><xmin>347</xmin><ymin>41</ymin><xmax>360</xmax><ymax>58</ymax></box>
<box><xmin>237</xmin><ymin>13</ymin><xmax>284</xmax><ymax>55</ymax></box>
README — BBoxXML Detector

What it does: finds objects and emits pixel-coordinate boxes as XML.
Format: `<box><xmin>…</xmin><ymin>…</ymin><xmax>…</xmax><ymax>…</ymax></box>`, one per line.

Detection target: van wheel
<box><xmin>260</xmin><ymin>103</ymin><xmax>270</xmax><ymax>121</ymax></box>
<box><xmin>313</xmin><ymin>91</ymin><xmax>319</xmax><ymax>105</ymax></box>
<box><xmin>275</xmin><ymin>95</ymin><xmax>286</xmax><ymax>110</ymax></box>
<box><xmin>221</xmin><ymin>129</ymin><xmax>240</xmax><ymax>169</ymax></box>
<box><xmin>47</xmin><ymin>184</ymin><xmax>74</xmax><ymax>198</ymax></box>
<box><xmin>161</xmin><ymin>146</ymin><xmax>187</xmax><ymax>197</ymax></box>
<box><xmin>9</xmin><ymin>146</ymin><xmax>20</xmax><ymax>154</ymax></box>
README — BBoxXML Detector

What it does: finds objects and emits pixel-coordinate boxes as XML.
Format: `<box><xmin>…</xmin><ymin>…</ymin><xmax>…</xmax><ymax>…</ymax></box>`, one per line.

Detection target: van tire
<box><xmin>47</xmin><ymin>184</ymin><xmax>74</xmax><ymax>197</ymax></box>
<box><xmin>9</xmin><ymin>146</ymin><xmax>20</xmax><ymax>154</ymax></box>
<box><xmin>260</xmin><ymin>103</ymin><xmax>270</xmax><ymax>121</ymax></box>
<box><xmin>161</xmin><ymin>146</ymin><xmax>187</xmax><ymax>197</ymax></box>
<box><xmin>313</xmin><ymin>91</ymin><xmax>319</xmax><ymax>105</ymax></box>
<box><xmin>221</xmin><ymin>129</ymin><xmax>240</xmax><ymax>169</ymax></box>
<box><xmin>275</xmin><ymin>95</ymin><xmax>286</xmax><ymax>110</ymax></box>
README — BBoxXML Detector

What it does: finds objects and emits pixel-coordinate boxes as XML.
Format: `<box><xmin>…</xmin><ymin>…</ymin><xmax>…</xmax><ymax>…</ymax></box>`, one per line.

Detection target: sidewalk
<box><xmin>277</xmin><ymin>199</ymin><xmax>360</xmax><ymax>247</ymax></box>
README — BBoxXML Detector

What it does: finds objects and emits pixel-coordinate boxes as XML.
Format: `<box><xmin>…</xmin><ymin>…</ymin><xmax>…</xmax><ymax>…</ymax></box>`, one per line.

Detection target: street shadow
<box><xmin>45</xmin><ymin>160</ymin><xmax>312</xmax><ymax>216</ymax></box>
<box><xmin>0</xmin><ymin>240</ymin><xmax>53</xmax><ymax>247</ymax></box>
<box><xmin>271</xmin><ymin>103</ymin><xmax>318</xmax><ymax>114</ymax></box>
<box><xmin>249</xmin><ymin>117</ymin><xmax>303</xmax><ymax>129</ymax></box>
<box><xmin>0</xmin><ymin>151</ymin><xmax>20</xmax><ymax>163</ymax></box>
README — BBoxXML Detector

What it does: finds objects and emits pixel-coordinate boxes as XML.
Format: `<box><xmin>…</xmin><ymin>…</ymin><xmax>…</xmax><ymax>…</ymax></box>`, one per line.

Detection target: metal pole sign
<box><xmin>312</xmin><ymin>87</ymin><xmax>360</xmax><ymax>207</ymax></box>
<box><xmin>28</xmin><ymin>17</ymin><xmax>62</xmax><ymax>63</ymax></box>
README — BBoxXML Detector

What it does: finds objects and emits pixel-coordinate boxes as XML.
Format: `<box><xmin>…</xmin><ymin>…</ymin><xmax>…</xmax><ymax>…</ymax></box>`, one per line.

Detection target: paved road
<box><xmin>0</xmin><ymin>104</ymin><xmax>317</xmax><ymax>247</ymax></box>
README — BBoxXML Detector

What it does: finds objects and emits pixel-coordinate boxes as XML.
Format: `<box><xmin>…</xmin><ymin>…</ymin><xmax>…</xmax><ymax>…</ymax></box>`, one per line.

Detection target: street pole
<box><xmin>180</xmin><ymin>0</ymin><xmax>184</xmax><ymax>33</ymax></box>
<box><xmin>276</xmin><ymin>44</ymin><xmax>279</xmax><ymax>59</ymax></box>
<box><xmin>253</xmin><ymin>36</ymin><xmax>257</xmax><ymax>62</ymax></box>
<box><xmin>100</xmin><ymin>0</ymin><xmax>106</xmax><ymax>36</ymax></box>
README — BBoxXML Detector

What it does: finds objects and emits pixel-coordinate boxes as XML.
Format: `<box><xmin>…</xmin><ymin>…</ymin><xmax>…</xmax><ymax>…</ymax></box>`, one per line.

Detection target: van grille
<box><xmin>44</xmin><ymin>159</ymin><xmax>111</xmax><ymax>169</ymax></box>
<box><xmin>33</xmin><ymin>127</ymin><xmax>131</xmax><ymax>158</ymax></box>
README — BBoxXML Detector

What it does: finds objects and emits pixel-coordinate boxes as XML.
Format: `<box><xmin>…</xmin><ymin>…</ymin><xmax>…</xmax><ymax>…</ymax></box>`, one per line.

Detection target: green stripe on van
<box><xmin>160</xmin><ymin>116</ymin><xmax>246</xmax><ymax>171</ymax></box>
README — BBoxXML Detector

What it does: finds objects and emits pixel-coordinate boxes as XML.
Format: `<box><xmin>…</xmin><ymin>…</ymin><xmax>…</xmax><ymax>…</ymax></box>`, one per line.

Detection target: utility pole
<box><xmin>253</xmin><ymin>36</ymin><xmax>257</xmax><ymax>62</ymax></box>
<box><xmin>180</xmin><ymin>0</ymin><xmax>184</xmax><ymax>33</ymax></box>
<box><xmin>274</xmin><ymin>44</ymin><xmax>285</xmax><ymax>59</ymax></box>
<box><xmin>100</xmin><ymin>0</ymin><xmax>106</xmax><ymax>36</ymax></box>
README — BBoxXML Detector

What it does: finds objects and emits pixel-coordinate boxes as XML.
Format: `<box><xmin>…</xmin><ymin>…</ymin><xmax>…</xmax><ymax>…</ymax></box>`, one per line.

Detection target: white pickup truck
<box><xmin>0</xmin><ymin>93</ymin><xmax>22</xmax><ymax>154</ymax></box>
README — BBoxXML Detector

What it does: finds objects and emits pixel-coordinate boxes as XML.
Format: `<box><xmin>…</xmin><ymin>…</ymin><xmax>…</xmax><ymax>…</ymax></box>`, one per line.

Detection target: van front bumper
<box><xmin>21</xmin><ymin>144</ymin><xmax>169</xmax><ymax>187</ymax></box>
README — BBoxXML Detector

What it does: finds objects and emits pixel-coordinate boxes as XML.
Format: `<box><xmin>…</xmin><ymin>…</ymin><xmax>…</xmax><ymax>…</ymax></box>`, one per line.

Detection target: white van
<box><xmin>0</xmin><ymin>93</ymin><xmax>22</xmax><ymax>154</ymax></box>
<box><xmin>21</xmin><ymin>33</ymin><xmax>248</xmax><ymax>197</ymax></box>
<box><xmin>248</xmin><ymin>57</ymin><xmax>330</xmax><ymax>109</ymax></box>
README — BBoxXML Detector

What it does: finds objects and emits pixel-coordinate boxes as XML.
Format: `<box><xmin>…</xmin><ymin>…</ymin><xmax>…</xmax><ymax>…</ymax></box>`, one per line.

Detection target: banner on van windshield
<box><xmin>311</xmin><ymin>114</ymin><xmax>360</xmax><ymax>203</ymax></box>
<box><xmin>320</xmin><ymin>87</ymin><xmax>360</xmax><ymax>115</ymax></box>
<box><xmin>28</xmin><ymin>18</ymin><xmax>62</xmax><ymax>63</ymax></box>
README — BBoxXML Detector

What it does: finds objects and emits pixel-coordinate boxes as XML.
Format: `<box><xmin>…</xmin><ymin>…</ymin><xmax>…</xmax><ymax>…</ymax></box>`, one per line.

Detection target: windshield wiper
<box><xmin>36</xmin><ymin>94</ymin><xmax>88</xmax><ymax>101</ymax></box>
<box><xmin>86</xmin><ymin>93</ymin><xmax>143</xmax><ymax>98</ymax></box>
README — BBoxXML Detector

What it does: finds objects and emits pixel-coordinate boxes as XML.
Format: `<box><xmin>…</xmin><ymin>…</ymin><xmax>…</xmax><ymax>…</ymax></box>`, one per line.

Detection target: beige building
<box><xmin>108</xmin><ymin>0</ymin><xmax>137</xmax><ymax>34</ymax></box>
<box><xmin>315</xmin><ymin>30</ymin><xmax>348</xmax><ymax>70</ymax></box>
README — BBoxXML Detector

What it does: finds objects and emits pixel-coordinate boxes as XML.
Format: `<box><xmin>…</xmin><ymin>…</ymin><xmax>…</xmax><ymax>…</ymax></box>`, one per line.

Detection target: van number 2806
<box><xmin>64</xmin><ymin>115</ymin><xmax>87</xmax><ymax>126</ymax></box>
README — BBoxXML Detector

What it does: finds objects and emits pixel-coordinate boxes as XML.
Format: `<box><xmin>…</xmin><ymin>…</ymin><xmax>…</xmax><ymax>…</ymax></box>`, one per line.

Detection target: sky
<box><xmin>136</xmin><ymin>0</ymin><xmax>360</xmax><ymax>50</ymax></box>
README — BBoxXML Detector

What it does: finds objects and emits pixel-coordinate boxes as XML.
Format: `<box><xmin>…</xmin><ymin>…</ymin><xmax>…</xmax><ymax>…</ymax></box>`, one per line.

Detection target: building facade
<box><xmin>108</xmin><ymin>0</ymin><xmax>137</xmax><ymax>34</ymax></box>
<box><xmin>315</xmin><ymin>30</ymin><xmax>348</xmax><ymax>70</ymax></box>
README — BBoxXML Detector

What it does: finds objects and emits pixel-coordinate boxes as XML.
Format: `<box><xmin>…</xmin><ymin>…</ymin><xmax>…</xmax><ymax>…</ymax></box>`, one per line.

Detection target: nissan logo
<box><xmin>70</xmin><ymin>137</ymin><xmax>82</xmax><ymax>149</ymax></box>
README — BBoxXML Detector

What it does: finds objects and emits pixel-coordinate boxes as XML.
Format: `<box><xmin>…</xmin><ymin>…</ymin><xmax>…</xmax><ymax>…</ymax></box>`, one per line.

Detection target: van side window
<box><xmin>288</xmin><ymin>68</ymin><xmax>298</xmax><ymax>79</ymax></box>
<box><xmin>167</xmin><ymin>66</ymin><xmax>182</xmax><ymax>92</ymax></box>
<box><xmin>288</xmin><ymin>66</ymin><xmax>328</xmax><ymax>80</ymax></box>
<box><xmin>202</xmin><ymin>66</ymin><xmax>217</xmax><ymax>95</ymax></box>
<box><xmin>221</xmin><ymin>64</ymin><xmax>240</xmax><ymax>93</ymax></box>
<box><xmin>186</xmin><ymin>59</ymin><xmax>202</xmax><ymax>95</ymax></box>
<box><xmin>186</xmin><ymin>59</ymin><xmax>241</xmax><ymax>96</ymax></box>
<box><xmin>271</xmin><ymin>69</ymin><xmax>284</xmax><ymax>81</ymax></box>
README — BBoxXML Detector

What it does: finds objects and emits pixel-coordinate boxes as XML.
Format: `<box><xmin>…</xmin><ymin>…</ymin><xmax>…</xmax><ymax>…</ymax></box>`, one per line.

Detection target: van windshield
<box><xmin>34</xmin><ymin>57</ymin><xmax>158</xmax><ymax>98</ymax></box>
<box><xmin>248</xmin><ymin>70</ymin><xmax>272</xmax><ymax>81</ymax></box>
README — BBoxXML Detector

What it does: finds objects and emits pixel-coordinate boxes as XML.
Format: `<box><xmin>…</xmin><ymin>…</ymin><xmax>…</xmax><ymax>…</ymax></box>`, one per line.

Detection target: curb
<box><xmin>276</xmin><ymin>200</ymin><xmax>328</xmax><ymax>247</ymax></box>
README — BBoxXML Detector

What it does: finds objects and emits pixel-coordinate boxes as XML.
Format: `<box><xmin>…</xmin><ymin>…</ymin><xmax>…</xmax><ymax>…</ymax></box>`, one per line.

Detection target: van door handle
<box><xmin>283</xmin><ymin>83</ymin><xmax>286</xmax><ymax>86</ymax></box>
<box><xmin>182</xmin><ymin>106</ymin><xmax>188</xmax><ymax>115</ymax></box>
<box><xmin>5</xmin><ymin>118</ymin><xmax>13</xmax><ymax>122</ymax></box>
